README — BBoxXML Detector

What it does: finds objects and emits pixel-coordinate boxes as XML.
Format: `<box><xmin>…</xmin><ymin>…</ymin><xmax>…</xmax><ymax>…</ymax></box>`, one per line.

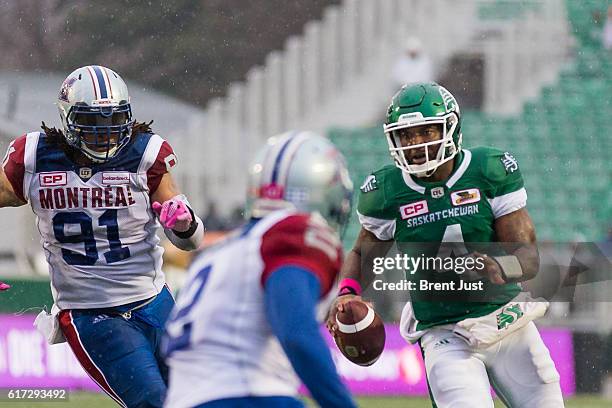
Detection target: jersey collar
<box><xmin>401</xmin><ymin>149</ymin><xmax>472</xmax><ymax>194</ymax></box>
<box><xmin>446</xmin><ymin>149</ymin><xmax>472</xmax><ymax>189</ymax></box>
<box><xmin>401</xmin><ymin>169</ymin><xmax>426</xmax><ymax>194</ymax></box>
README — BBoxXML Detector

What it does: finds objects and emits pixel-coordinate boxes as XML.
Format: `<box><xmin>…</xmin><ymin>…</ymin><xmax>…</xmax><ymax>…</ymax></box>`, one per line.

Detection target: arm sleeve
<box><xmin>2</xmin><ymin>135</ymin><xmax>27</xmax><ymax>202</ymax></box>
<box><xmin>264</xmin><ymin>266</ymin><xmax>357</xmax><ymax>408</ymax></box>
<box><xmin>146</xmin><ymin>140</ymin><xmax>177</xmax><ymax>196</ymax></box>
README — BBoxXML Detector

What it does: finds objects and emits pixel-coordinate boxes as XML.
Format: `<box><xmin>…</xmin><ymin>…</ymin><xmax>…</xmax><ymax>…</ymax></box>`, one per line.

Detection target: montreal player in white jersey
<box><xmin>0</xmin><ymin>65</ymin><xmax>204</xmax><ymax>407</ymax></box>
<box><xmin>163</xmin><ymin>132</ymin><xmax>357</xmax><ymax>408</ymax></box>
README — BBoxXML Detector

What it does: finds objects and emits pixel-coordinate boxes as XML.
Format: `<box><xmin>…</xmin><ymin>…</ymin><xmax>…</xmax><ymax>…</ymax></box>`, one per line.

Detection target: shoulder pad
<box><xmin>469</xmin><ymin>146</ymin><xmax>524</xmax><ymax>197</ymax></box>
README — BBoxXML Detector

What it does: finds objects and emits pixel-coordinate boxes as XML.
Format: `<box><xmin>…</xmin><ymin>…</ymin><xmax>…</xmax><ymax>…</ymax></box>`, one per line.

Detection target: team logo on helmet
<box><xmin>58</xmin><ymin>77</ymin><xmax>77</xmax><ymax>103</ymax></box>
<box><xmin>259</xmin><ymin>183</ymin><xmax>285</xmax><ymax>199</ymax></box>
<box><xmin>438</xmin><ymin>86</ymin><xmax>459</xmax><ymax>114</ymax></box>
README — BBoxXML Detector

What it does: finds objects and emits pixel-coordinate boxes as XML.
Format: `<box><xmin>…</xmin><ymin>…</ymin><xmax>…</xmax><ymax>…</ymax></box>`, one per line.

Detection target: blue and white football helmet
<box><xmin>247</xmin><ymin>131</ymin><xmax>353</xmax><ymax>234</ymax></box>
<box><xmin>57</xmin><ymin>65</ymin><xmax>134</xmax><ymax>162</ymax></box>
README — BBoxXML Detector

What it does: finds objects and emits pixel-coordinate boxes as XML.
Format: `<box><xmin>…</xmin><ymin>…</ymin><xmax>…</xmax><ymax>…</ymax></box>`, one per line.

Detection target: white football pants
<box><xmin>419</xmin><ymin>322</ymin><xmax>564</xmax><ymax>407</ymax></box>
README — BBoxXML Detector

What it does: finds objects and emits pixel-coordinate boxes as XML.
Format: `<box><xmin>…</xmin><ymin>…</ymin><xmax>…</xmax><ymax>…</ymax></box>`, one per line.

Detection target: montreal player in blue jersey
<box><xmin>0</xmin><ymin>65</ymin><xmax>204</xmax><ymax>407</ymax></box>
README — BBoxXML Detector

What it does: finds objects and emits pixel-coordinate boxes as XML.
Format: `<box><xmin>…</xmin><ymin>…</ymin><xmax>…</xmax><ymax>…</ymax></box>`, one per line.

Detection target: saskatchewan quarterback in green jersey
<box><xmin>357</xmin><ymin>144</ymin><xmax>526</xmax><ymax>329</ymax></box>
<box><xmin>327</xmin><ymin>83</ymin><xmax>564</xmax><ymax>407</ymax></box>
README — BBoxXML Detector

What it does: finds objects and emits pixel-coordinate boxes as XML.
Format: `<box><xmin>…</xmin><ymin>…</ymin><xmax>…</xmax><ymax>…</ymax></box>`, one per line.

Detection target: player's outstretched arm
<box><xmin>0</xmin><ymin>167</ymin><xmax>26</xmax><ymax>208</ymax></box>
<box><xmin>326</xmin><ymin>227</ymin><xmax>393</xmax><ymax>333</ymax></box>
<box><xmin>474</xmin><ymin>208</ymin><xmax>539</xmax><ymax>284</ymax></box>
<box><xmin>151</xmin><ymin>173</ymin><xmax>204</xmax><ymax>251</ymax></box>
<box><xmin>264</xmin><ymin>266</ymin><xmax>357</xmax><ymax>408</ymax></box>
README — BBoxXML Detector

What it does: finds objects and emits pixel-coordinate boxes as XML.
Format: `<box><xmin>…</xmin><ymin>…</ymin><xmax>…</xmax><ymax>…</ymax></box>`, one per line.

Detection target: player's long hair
<box><xmin>40</xmin><ymin>120</ymin><xmax>154</xmax><ymax>164</ymax></box>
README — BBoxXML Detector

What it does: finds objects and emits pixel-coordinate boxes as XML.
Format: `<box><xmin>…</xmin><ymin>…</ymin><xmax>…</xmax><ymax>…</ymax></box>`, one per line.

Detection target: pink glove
<box><xmin>0</xmin><ymin>281</ymin><xmax>10</xmax><ymax>291</ymax></box>
<box><xmin>152</xmin><ymin>196</ymin><xmax>193</xmax><ymax>232</ymax></box>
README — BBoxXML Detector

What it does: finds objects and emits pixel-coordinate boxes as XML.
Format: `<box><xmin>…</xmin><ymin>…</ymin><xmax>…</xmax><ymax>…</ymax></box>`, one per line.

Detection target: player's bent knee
<box><xmin>428</xmin><ymin>359</ymin><xmax>483</xmax><ymax>392</ymax></box>
<box><xmin>532</xmin><ymin>347</ymin><xmax>561</xmax><ymax>385</ymax></box>
<box><xmin>505</xmin><ymin>326</ymin><xmax>560</xmax><ymax>387</ymax></box>
<box><xmin>428</xmin><ymin>361</ymin><xmax>494</xmax><ymax>408</ymax></box>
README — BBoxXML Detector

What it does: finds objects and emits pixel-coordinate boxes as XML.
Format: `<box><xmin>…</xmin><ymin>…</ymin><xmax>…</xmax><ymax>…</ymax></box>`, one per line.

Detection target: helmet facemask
<box><xmin>384</xmin><ymin>112</ymin><xmax>461</xmax><ymax>178</ymax></box>
<box><xmin>327</xmin><ymin>187</ymin><xmax>353</xmax><ymax>239</ymax></box>
<box><xmin>65</xmin><ymin>102</ymin><xmax>133</xmax><ymax>162</ymax></box>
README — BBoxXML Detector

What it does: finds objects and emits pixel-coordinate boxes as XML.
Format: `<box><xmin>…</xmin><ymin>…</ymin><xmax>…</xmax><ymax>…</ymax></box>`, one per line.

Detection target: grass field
<box><xmin>0</xmin><ymin>393</ymin><xmax>610</xmax><ymax>408</ymax></box>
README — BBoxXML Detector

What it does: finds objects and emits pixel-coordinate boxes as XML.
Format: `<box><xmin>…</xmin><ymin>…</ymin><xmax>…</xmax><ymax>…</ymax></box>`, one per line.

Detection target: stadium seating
<box><xmin>328</xmin><ymin>0</ymin><xmax>611</xmax><ymax>243</ymax></box>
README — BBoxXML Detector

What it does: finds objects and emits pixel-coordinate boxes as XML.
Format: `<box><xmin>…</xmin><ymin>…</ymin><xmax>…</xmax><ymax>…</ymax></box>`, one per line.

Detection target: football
<box><xmin>334</xmin><ymin>299</ymin><xmax>386</xmax><ymax>366</ymax></box>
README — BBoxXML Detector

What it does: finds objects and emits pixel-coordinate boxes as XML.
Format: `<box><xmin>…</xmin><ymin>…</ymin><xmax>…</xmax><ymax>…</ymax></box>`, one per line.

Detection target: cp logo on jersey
<box><xmin>399</xmin><ymin>200</ymin><xmax>429</xmax><ymax>219</ymax></box>
<box><xmin>39</xmin><ymin>172</ymin><xmax>67</xmax><ymax>187</ymax></box>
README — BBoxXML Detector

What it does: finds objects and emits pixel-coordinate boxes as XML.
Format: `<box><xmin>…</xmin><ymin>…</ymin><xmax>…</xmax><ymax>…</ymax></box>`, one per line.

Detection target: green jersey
<box><xmin>357</xmin><ymin>147</ymin><xmax>526</xmax><ymax>329</ymax></box>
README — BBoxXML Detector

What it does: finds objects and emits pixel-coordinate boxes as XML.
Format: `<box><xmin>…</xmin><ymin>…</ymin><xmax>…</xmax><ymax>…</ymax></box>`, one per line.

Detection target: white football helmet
<box><xmin>247</xmin><ymin>131</ymin><xmax>353</xmax><ymax>234</ymax></box>
<box><xmin>57</xmin><ymin>65</ymin><xmax>134</xmax><ymax>162</ymax></box>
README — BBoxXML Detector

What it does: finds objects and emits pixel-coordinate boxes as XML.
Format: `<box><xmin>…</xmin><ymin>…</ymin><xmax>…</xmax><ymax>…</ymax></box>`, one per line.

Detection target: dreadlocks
<box><xmin>40</xmin><ymin>120</ymin><xmax>154</xmax><ymax>164</ymax></box>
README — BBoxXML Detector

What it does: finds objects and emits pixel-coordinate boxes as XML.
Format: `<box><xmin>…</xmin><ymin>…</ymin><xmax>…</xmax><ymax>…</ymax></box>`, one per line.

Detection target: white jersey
<box><xmin>164</xmin><ymin>210</ymin><xmax>342</xmax><ymax>408</ymax></box>
<box><xmin>3</xmin><ymin>130</ymin><xmax>178</xmax><ymax>309</ymax></box>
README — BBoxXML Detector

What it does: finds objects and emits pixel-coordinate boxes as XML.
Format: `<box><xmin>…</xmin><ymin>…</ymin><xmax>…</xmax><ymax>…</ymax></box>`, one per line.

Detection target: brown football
<box><xmin>334</xmin><ymin>299</ymin><xmax>386</xmax><ymax>366</ymax></box>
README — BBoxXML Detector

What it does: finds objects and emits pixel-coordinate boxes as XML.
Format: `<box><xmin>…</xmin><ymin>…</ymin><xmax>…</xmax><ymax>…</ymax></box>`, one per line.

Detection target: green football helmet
<box><xmin>384</xmin><ymin>82</ymin><xmax>462</xmax><ymax>177</ymax></box>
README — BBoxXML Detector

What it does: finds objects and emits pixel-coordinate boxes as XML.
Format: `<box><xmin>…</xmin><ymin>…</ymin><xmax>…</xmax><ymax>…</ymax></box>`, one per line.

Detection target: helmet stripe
<box><xmin>102</xmin><ymin>67</ymin><xmax>114</xmax><ymax>99</ymax></box>
<box><xmin>278</xmin><ymin>132</ymin><xmax>310</xmax><ymax>187</ymax></box>
<box><xmin>85</xmin><ymin>66</ymin><xmax>99</xmax><ymax>99</ymax></box>
<box><xmin>270</xmin><ymin>132</ymin><xmax>297</xmax><ymax>184</ymax></box>
<box><xmin>92</xmin><ymin>66</ymin><xmax>108</xmax><ymax>99</ymax></box>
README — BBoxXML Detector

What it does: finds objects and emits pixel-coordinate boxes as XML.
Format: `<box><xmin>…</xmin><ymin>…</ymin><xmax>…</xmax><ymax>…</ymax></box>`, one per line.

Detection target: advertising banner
<box><xmin>0</xmin><ymin>315</ymin><xmax>574</xmax><ymax>396</ymax></box>
<box><xmin>0</xmin><ymin>314</ymin><xmax>98</xmax><ymax>391</ymax></box>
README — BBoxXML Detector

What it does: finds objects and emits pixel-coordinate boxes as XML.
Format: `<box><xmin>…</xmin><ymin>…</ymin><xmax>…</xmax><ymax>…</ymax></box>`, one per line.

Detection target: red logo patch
<box><xmin>39</xmin><ymin>172</ymin><xmax>67</xmax><ymax>187</ymax></box>
<box><xmin>259</xmin><ymin>183</ymin><xmax>284</xmax><ymax>199</ymax></box>
<box><xmin>399</xmin><ymin>200</ymin><xmax>429</xmax><ymax>219</ymax></box>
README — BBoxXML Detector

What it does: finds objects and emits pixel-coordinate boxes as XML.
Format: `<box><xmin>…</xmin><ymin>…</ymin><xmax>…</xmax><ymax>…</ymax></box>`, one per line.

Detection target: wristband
<box><xmin>492</xmin><ymin>255</ymin><xmax>523</xmax><ymax>282</ymax></box>
<box><xmin>337</xmin><ymin>278</ymin><xmax>362</xmax><ymax>296</ymax></box>
<box><xmin>173</xmin><ymin>206</ymin><xmax>198</xmax><ymax>238</ymax></box>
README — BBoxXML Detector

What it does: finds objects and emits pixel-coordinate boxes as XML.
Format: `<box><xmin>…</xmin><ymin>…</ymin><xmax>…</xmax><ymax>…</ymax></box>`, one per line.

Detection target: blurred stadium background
<box><xmin>0</xmin><ymin>0</ymin><xmax>610</xmax><ymax>406</ymax></box>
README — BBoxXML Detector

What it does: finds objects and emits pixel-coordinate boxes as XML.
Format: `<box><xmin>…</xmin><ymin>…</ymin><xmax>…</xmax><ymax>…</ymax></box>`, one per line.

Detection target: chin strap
<box><xmin>413</xmin><ymin>163</ymin><xmax>440</xmax><ymax>178</ymax></box>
